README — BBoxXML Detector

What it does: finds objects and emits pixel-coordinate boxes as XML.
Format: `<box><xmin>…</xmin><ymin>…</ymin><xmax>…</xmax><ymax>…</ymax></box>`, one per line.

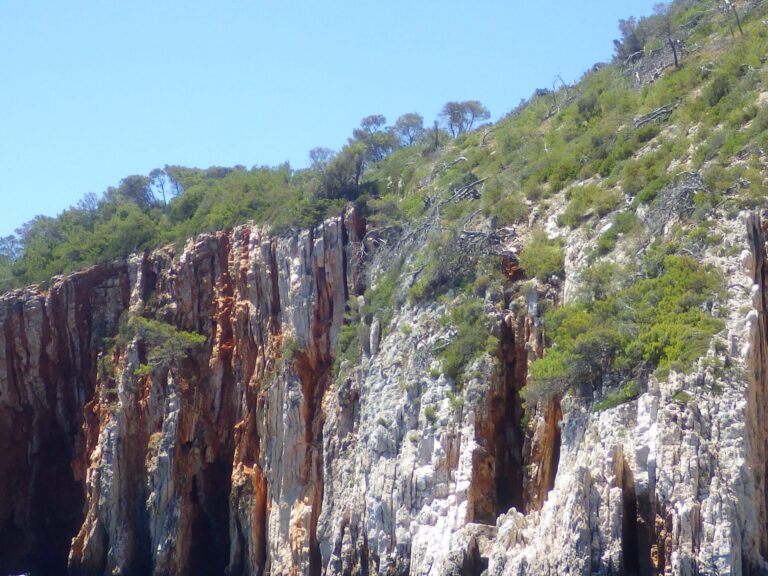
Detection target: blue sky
<box><xmin>0</xmin><ymin>0</ymin><xmax>658</xmax><ymax>238</ymax></box>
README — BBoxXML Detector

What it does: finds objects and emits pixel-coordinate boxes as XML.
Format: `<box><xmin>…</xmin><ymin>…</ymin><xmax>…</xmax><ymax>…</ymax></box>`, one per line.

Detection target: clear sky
<box><xmin>0</xmin><ymin>0</ymin><xmax>659</xmax><ymax>238</ymax></box>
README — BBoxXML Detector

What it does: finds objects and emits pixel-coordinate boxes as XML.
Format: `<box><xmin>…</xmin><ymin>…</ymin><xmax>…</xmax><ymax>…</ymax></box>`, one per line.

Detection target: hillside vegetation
<box><xmin>0</xmin><ymin>0</ymin><xmax>764</xmax><ymax>407</ymax></box>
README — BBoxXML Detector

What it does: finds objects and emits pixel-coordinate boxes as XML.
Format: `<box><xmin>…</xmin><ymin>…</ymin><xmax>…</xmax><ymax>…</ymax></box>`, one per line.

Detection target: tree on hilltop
<box><xmin>104</xmin><ymin>175</ymin><xmax>156</xmax><ymax>210</ymax></box>
<box><xmin>394</xmin><ymin>113</ymin><xmax>425</xmax><ymax>146</ymax></box>
<box><xmin>439</xmin><ymin>101</ymin><xmax>490</xmax><ymax>137</ymax></box>
<box><xmin>352</xmin><ymin>114</ymin><xmax>398</xmax><ymax>163</ymax></box>
<box><xmin>308</xmin><ymin>147</ymin><xmax>336</xmax><ymax>173</ymax></box>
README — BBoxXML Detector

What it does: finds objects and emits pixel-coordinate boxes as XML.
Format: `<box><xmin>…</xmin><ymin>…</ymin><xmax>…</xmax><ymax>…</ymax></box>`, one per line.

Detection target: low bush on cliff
<box><xmin>408</xmin><ymin>229</ymin><xmax>481</xmax><ymax>303</ymax></box>
<box><xmin>334</xmin><ymin>320</ymin><xmax>368</xmax><ymax>376</ymax></box>
<box><xmin>525</xmin><ymin>348</ymin><xmax>573</xmax><ymax>405</ymax></box>
<box><xmin>592</xmin><ymin>380</ymin><xmax>641</xmax><ymax>411</ymax></box>
<box><xmin>362</xmin><ymin>261</ymin><xmax>404</xmax><ymax>330</ymax></box>
<box><xmin>557</xmin><ymin>184</ymin><xmax>622</xmax><ymax>229</ymax></box>
<box><xmin>519</xmin><ymin>228</ymin><xmax>565</xmax><ymax>282</ymax></box>
<box><xmin>438</xmin><ymin>298</ymin><xmax>496</xmax><ymax>384</ymax></box>
<box><xmin>332</xmin><ymin>259</ymin><xmax>407</xmax><ymax>376</ymax></box>
<box><xmin>525</xmin><ymin>254</ymin><xmax>725</xmax><ymax>405</ymax></box>
<box><xmin>130</xmin><ymin>317</ymin><xmax>206</xmax><ymax>375</ymax></box>
<box><xmin>595</xmin><ymin>212</ymin><xmax>640</xmax><ymax>256</ymax></box>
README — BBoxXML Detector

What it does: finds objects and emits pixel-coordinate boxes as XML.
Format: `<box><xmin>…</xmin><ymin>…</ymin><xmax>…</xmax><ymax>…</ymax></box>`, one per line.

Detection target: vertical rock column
<box><xmin>261</xmin><ymin>215</ymin><xmax>356</xmax><ymax>576</ymax></box>
<box><xmin>0</xmin><ymin>264</ymin><xmax>130</xmax><ymax>575</ymax></box>
<box><xmin>746</xmin><ymin>212</ymin><xmax>768</xmax><ymax>564</ymax></box>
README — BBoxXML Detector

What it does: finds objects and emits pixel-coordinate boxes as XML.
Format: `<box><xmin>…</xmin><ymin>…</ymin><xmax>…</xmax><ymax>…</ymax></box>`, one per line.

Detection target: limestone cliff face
<box><xmin>0</xmin><ymin>264</ymin><xmax>130</xmax><ymax>575</ymax></box>
<box><xmin>486</xmin><ymin>212</ymin><xmax>768</xmax><ymax>576</ymax></box>
<box><xmin>1</xmin><ymin>209</ymin><xmax>768</xmax><ymax>575</ymax></box>
<box><xmin>0</xmin><ymin>210</ymin><xmax>363</xmax><ymax>576</ymax></box>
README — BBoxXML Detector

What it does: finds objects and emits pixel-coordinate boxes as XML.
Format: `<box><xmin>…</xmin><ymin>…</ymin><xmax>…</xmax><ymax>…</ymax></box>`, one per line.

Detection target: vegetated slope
<box><xmin>2</xmin><ymin>1</ymin><xmax>768</xmax><ymax>575</ymax></box>
<box><xmin>349</xmin><ymin>0</ymin><xmax>767</xmax><ymax>407</ymax></box>
<box><xmin>0</xmin><ymin>0</ymin><xmax>762</xmax><ymax>297</ymax></box>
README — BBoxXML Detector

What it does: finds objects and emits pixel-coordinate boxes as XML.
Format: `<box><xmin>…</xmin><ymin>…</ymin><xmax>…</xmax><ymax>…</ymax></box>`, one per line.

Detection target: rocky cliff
<box><xmin>5</xmin><ymin>1</ymin><xmax>768</xmax><ymax>573</ymax></box>
<box><xmin>1</xmin><ymin>211</ymin><xmax>364</xmax><ymax>575</ymax></box>
<box><xmin>1</xmin><ymin>202</ymin><xmax>767</xmax><ymax>575</ymax></box>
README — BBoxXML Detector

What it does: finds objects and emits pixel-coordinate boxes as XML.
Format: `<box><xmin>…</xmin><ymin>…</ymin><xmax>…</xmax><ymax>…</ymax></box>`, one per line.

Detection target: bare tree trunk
<box><xmin>731</xmin><ymin>3</ymin><xmax>744</xmax><ymax>36</ymax></box>
<box><xmin>668</xmin><ymin>37</ymin><xmax>679</xmax><ymax>68</ymax></box>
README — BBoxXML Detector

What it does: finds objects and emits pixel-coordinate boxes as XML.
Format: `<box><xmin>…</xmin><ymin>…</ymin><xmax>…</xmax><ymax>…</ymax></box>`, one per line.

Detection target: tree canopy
<box><xmin>394</xmin><ymin>113</ymin><xmax>425</xmax><ymax>146</ymax></box>
<box><xmin>439</xmin><ymin>101</ymin><xmax>491</xmax><ymax>137</ymax></box>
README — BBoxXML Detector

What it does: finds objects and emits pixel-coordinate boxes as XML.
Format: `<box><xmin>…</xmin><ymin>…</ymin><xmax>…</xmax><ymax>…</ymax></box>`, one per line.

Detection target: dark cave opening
<box><xmin>621</xmin><ymin>458</ymin><xmax>640</xmax><ymax>575</ymax></box>
<box><xmin>188</xmin><ymin>458</ymin><xmax>232</xmax><ymax>576</ymax></box>
<box><xmin>24</xmin><ymin>432</ymin><xmax>85</xmax><ymax>576</ymax></box>
<box><xmin>494</xmin><ymin>318</ymin><xmax>527</xmax><ymax>515</ymax></box>
<box><xmin>619</xmin><ymin>454</ymin><xmax>657</xmax><ymax>576</ymax></box>
<box><xmin>469</xmin><ymin>311</ymin><xmax>563</xmax><ymax>523</ymax></box>
<box><xmin>460</xmin><ymin>536</ymin><xmax>489</xmax><ymax>576</ymax></box>
<box><xmin>0</xmin><ymin>515</ymin><xmax>25</xmax><ymax>576</ymax></box>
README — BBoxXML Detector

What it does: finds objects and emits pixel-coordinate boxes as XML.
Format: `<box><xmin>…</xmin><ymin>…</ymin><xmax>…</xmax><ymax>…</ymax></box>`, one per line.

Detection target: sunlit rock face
<box><xmin>1</xmin><ymin>209</ymin><xmax>768</xmax><ymax>576</ymax></box>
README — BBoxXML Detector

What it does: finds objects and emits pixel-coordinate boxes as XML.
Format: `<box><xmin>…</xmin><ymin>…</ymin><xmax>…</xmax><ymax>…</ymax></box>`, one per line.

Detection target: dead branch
<box><xmin>633</xmin><ymin>101</ymin><xmax>679</xmax><ymax>129</ymax></box>
<box><xmin>545</xmin><ymin>75</ymin><xmax>579</xmax><ymax>120</ymax></box>
<box><xmin>440</xmin><ymin>156</ymin><xmax>467</xmax><ymax>172</ymax></box>
<box><xmin>448</xmin><ymin>177</ymin><xmax>488</xmax><ymax>202</ymax></box>
<box><xmin>462</xmin><ymin>209</ymin><xmax>483</xmax><ymax>233</ymax></box>
<box><xmin>402</xmin><ymin>265</ymin><xmax>426</xmax><ymax>278</ymax></box>
<box><xmin>623</xmin><ymin>51</ymin><xmax>645</xmax><ymax>66</ymax></box>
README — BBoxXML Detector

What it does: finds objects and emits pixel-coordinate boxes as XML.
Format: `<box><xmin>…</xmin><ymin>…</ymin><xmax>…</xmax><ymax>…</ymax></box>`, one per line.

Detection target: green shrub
<box><xmin>595</xmin><ymin>212</ymin><xmax>639</xmax><ymax>255</ymax></box>
<box><xmin>577</xmin><ymin>93</ymin><xmax>601</xmax><ymax>122</ymax></box>
<box><xmin>424</xmin><ymin>405</ymin><xmax>438</xmax><ymax>425</ymax></box>
<box><xmin>448</xmin><ymin>391</ymin><xmax>464</xmax><ymax>412</ymax></box>
<box><xmin>622</xmin><ymin>144</ymin><xmax>673</xmax><ymax>204</ymax></box>
<box><xmin>282</xmin><ymin>335</ymin><xmax>300</xmax><ymax>359</ymax></box>
<box><xmin>519</xmin><ymin>228</ymin><xmax>565</xmax><ymax>282</ymax></box>
<box><xmin>524</xmin><ymin>347</ymin><xmax>574</xmax><ymax>406</ymax></box>
<box><xmin>438</xmin><ymin>299</ymin><xmax>494</xmax><ymax>384</ymax></box>
<box><xmin>333</xmin><ymin>318</ymin><xmax>364</xmax><ymax>374</ymax></box>
<box><xmin>706</xmin><ymin>75</ymin><xmax>731</xmax><ymax>107</ymax></box>
<box><xmin>558</xmin><ymin>184</ymin><xmax>622</xmax><ymax>229</ymax></box>
<box><xmin>527</xmin><ymin>254</ymin><xmax>725</xmax><ymax>405</ymax></box>
<box><xmin>97</xmin><ymin>353</ymin><xmax>116</xmax><ymax>382</ymax></box>
<box><xmin>593</xmin><ymin>380</ymin><xmax>641</xmax><ymax>412</ymax></box>
<box><xmin>134</xmin><ymin>364</ymin><xmax>154</xmax><ymax>377</ymax></box>
<box><xmin>482</xmin><ymin>178</ymin><xmax>528</xmax><ymax>224</ymax></box>
<box><xmin>407</xmin><ymin>230</ymin><xmax>479</xmax><ymax>303</ymax></box>
<box><xmin>130</xmin><ymin>316</ymin><xmax>206</xmax><ymax>372</ymax></box>
<box><xmin>686</xmin><ymin>222</ymin><xmax>722</xmax><ymax>247</ymax></box>
<box><xmin>362</xmin><ymin>260</ymin><xmax>403</xmax><ymax>329</ymax></box>
<box><xmin>635</xmin><ymin>177</ymin><xmax>667</xmax><ymax>204</ymax></box>
<box><xmin>635</xmin><ymin>124</ymin><xmax>661</xmax><ymax>144</ymax></box>
<box><xmin>577</xmin><ymin>261</ymin><xmax>622</xmax><ymax>302</ymax></box>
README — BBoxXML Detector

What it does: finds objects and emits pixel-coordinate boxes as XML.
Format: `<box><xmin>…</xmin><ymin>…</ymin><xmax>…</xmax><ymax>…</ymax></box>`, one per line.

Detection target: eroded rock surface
<box><xmin>1</xmin><ymin>210</ymin><xmax>768</xmax><ymax>575</ymax></box>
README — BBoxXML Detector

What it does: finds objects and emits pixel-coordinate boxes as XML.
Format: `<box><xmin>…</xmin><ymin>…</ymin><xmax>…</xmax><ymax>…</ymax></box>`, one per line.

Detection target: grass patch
<box><xmin>593</xmin><ymin>380</ymin><xmax>641</xmax><ymax>412</ymax></box>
